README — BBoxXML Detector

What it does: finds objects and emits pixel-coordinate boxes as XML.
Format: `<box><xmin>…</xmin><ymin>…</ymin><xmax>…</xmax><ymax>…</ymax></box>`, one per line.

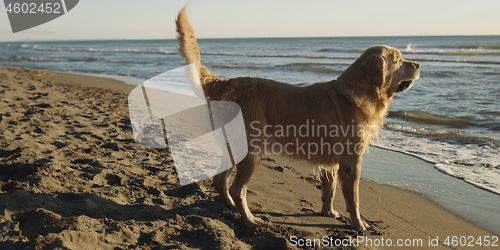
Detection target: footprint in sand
<box><xmin>296</xmin><ymin>199</ymin><xmax>315</xmax><ymax>214</ymax></box>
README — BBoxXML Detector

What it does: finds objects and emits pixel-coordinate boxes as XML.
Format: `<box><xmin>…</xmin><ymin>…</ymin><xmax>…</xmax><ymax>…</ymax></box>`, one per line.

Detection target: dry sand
<box><xmin>0</xmin><ymin>67</ymin><xmax>497</xmax><ymax>249</ymax></box>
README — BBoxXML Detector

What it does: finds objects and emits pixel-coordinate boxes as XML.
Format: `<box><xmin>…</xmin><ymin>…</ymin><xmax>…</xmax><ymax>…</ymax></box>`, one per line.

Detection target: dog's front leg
<box><xmin>320</xmin><ymin>166</ymin><xmax>341</xmax><ymax>218</ymax></box>
<box><xmin>339</xmin><ymin>160</ymin><xmax>368</xmax><ymax>231</ymax></box>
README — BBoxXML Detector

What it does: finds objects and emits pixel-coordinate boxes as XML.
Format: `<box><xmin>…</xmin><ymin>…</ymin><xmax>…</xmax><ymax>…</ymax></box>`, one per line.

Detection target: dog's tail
<box><xmin>176</xmin><ymin>6</ymin><xmax>218</xmax><ymax>85</ymax></box>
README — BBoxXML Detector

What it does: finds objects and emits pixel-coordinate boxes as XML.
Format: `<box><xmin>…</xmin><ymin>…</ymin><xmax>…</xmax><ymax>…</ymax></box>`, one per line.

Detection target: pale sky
<box><xmin>1</xmin><ymin>0</ymin><xmax>499</xmax><ymax>42</ymax></box>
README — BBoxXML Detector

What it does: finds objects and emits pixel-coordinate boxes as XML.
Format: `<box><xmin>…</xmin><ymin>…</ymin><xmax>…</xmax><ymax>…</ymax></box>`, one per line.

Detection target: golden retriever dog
<box><xmin>176</xmin><ymin>7</ymin><xmax>420</xmax><ymax>230</ymax></box>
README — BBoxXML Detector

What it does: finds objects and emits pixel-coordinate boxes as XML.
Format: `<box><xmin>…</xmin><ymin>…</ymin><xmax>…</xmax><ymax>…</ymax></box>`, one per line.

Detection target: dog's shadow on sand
<box><xmin>255</xmin><ymin>209</ymin><xmax>385</xmax><ymax>237</ymax></box>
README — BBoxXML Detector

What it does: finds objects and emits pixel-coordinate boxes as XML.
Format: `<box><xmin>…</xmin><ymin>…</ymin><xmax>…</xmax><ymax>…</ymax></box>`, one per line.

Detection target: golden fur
<box><xmin>176</xmin><ymin>7</ymin><xmax>420</xmax><ymax>230</ymax></box>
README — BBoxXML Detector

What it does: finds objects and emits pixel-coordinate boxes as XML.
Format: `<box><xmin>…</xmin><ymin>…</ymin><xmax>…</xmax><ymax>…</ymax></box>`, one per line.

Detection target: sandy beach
<box><xmin>0</xmin><ymin>67</ymin><xmax>498</xmax><ymax>249</ymax></box>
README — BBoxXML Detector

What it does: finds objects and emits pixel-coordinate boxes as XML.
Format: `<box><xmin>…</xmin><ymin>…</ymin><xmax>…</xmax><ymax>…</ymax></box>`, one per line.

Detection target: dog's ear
<box><xmin>360</xmin><ymin>54</ymin><xmax>386</xmax><ymax>87</ymax></box>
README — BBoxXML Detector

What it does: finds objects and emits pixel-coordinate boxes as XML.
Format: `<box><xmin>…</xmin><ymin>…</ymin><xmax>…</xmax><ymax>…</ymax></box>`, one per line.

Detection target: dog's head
<box><xmin>358</xmin><ymin>45</ymin><xmax>420</xmax><ymax>96</ymax></box>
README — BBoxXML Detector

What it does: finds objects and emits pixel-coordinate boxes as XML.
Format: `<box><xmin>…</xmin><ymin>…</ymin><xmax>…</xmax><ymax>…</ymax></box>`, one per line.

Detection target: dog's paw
<box><xmin>352</xmin><ymin>219</ymin><xmax>369</xmax><ymax>231</ymax></box>
<box><xmin>320</xmin><ymin>208</ymin><xmax>341</xmax><ymax>218</ymax></box>
<box><xmin>223</xmin><ymin>201</ymin><xmax>237</xmax><ymax>211</ymax></box>
<box><xmin>244</xmin><ymin>216</ymin><xmax>265</xmax><ymax>227</ymax></box>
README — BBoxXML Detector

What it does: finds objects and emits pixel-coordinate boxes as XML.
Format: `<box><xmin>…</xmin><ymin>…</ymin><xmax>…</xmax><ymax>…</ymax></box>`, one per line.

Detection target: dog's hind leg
<box><xmin>229</xmin><ymin>154</ymin><xmax>263</xmax><ymax>227</ymax></box>
<box><xmin>320</xmin><ymin>165</ymin><xmax>341</xmax><ymax>218</ymax></box>
<box><xmin>213</xmin><ymin>165</ymin><xmax>236</xmax><ymax>209</ymax></box>
<box><xmin>339</xmin><ymin>160</ymin><xmax>368</xmax><ymax>231</ymax></box>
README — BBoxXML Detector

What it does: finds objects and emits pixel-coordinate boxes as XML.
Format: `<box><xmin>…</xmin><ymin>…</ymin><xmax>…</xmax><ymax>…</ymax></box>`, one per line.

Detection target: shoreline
<box><xmin>362</xmin><ymin>146</ymin><xmax>500</xmax><ymax>236</ymax></box>
<box><xmin>373</xmin><ymin>145</ymin><xmax>500</xmax><ymax>196</ymax></box>
<box><xmin>0</xmin><ymin>67</ymin><xmax>497</xmax><ymax>249</ymax></box>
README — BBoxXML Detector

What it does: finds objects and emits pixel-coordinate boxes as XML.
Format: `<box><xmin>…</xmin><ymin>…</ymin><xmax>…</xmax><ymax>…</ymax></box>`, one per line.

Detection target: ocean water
<box><xmin>1</xmin><ymin>36</ymin><xmax>499</xmax><ymax>195</ymax></box>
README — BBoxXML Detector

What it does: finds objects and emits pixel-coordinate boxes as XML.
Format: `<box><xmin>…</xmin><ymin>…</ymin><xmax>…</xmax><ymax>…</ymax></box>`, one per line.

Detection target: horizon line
<box><xmin>1</xmin><ymin>34</ymin><xmax>500</xmax><ymax>43</ymax></box>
